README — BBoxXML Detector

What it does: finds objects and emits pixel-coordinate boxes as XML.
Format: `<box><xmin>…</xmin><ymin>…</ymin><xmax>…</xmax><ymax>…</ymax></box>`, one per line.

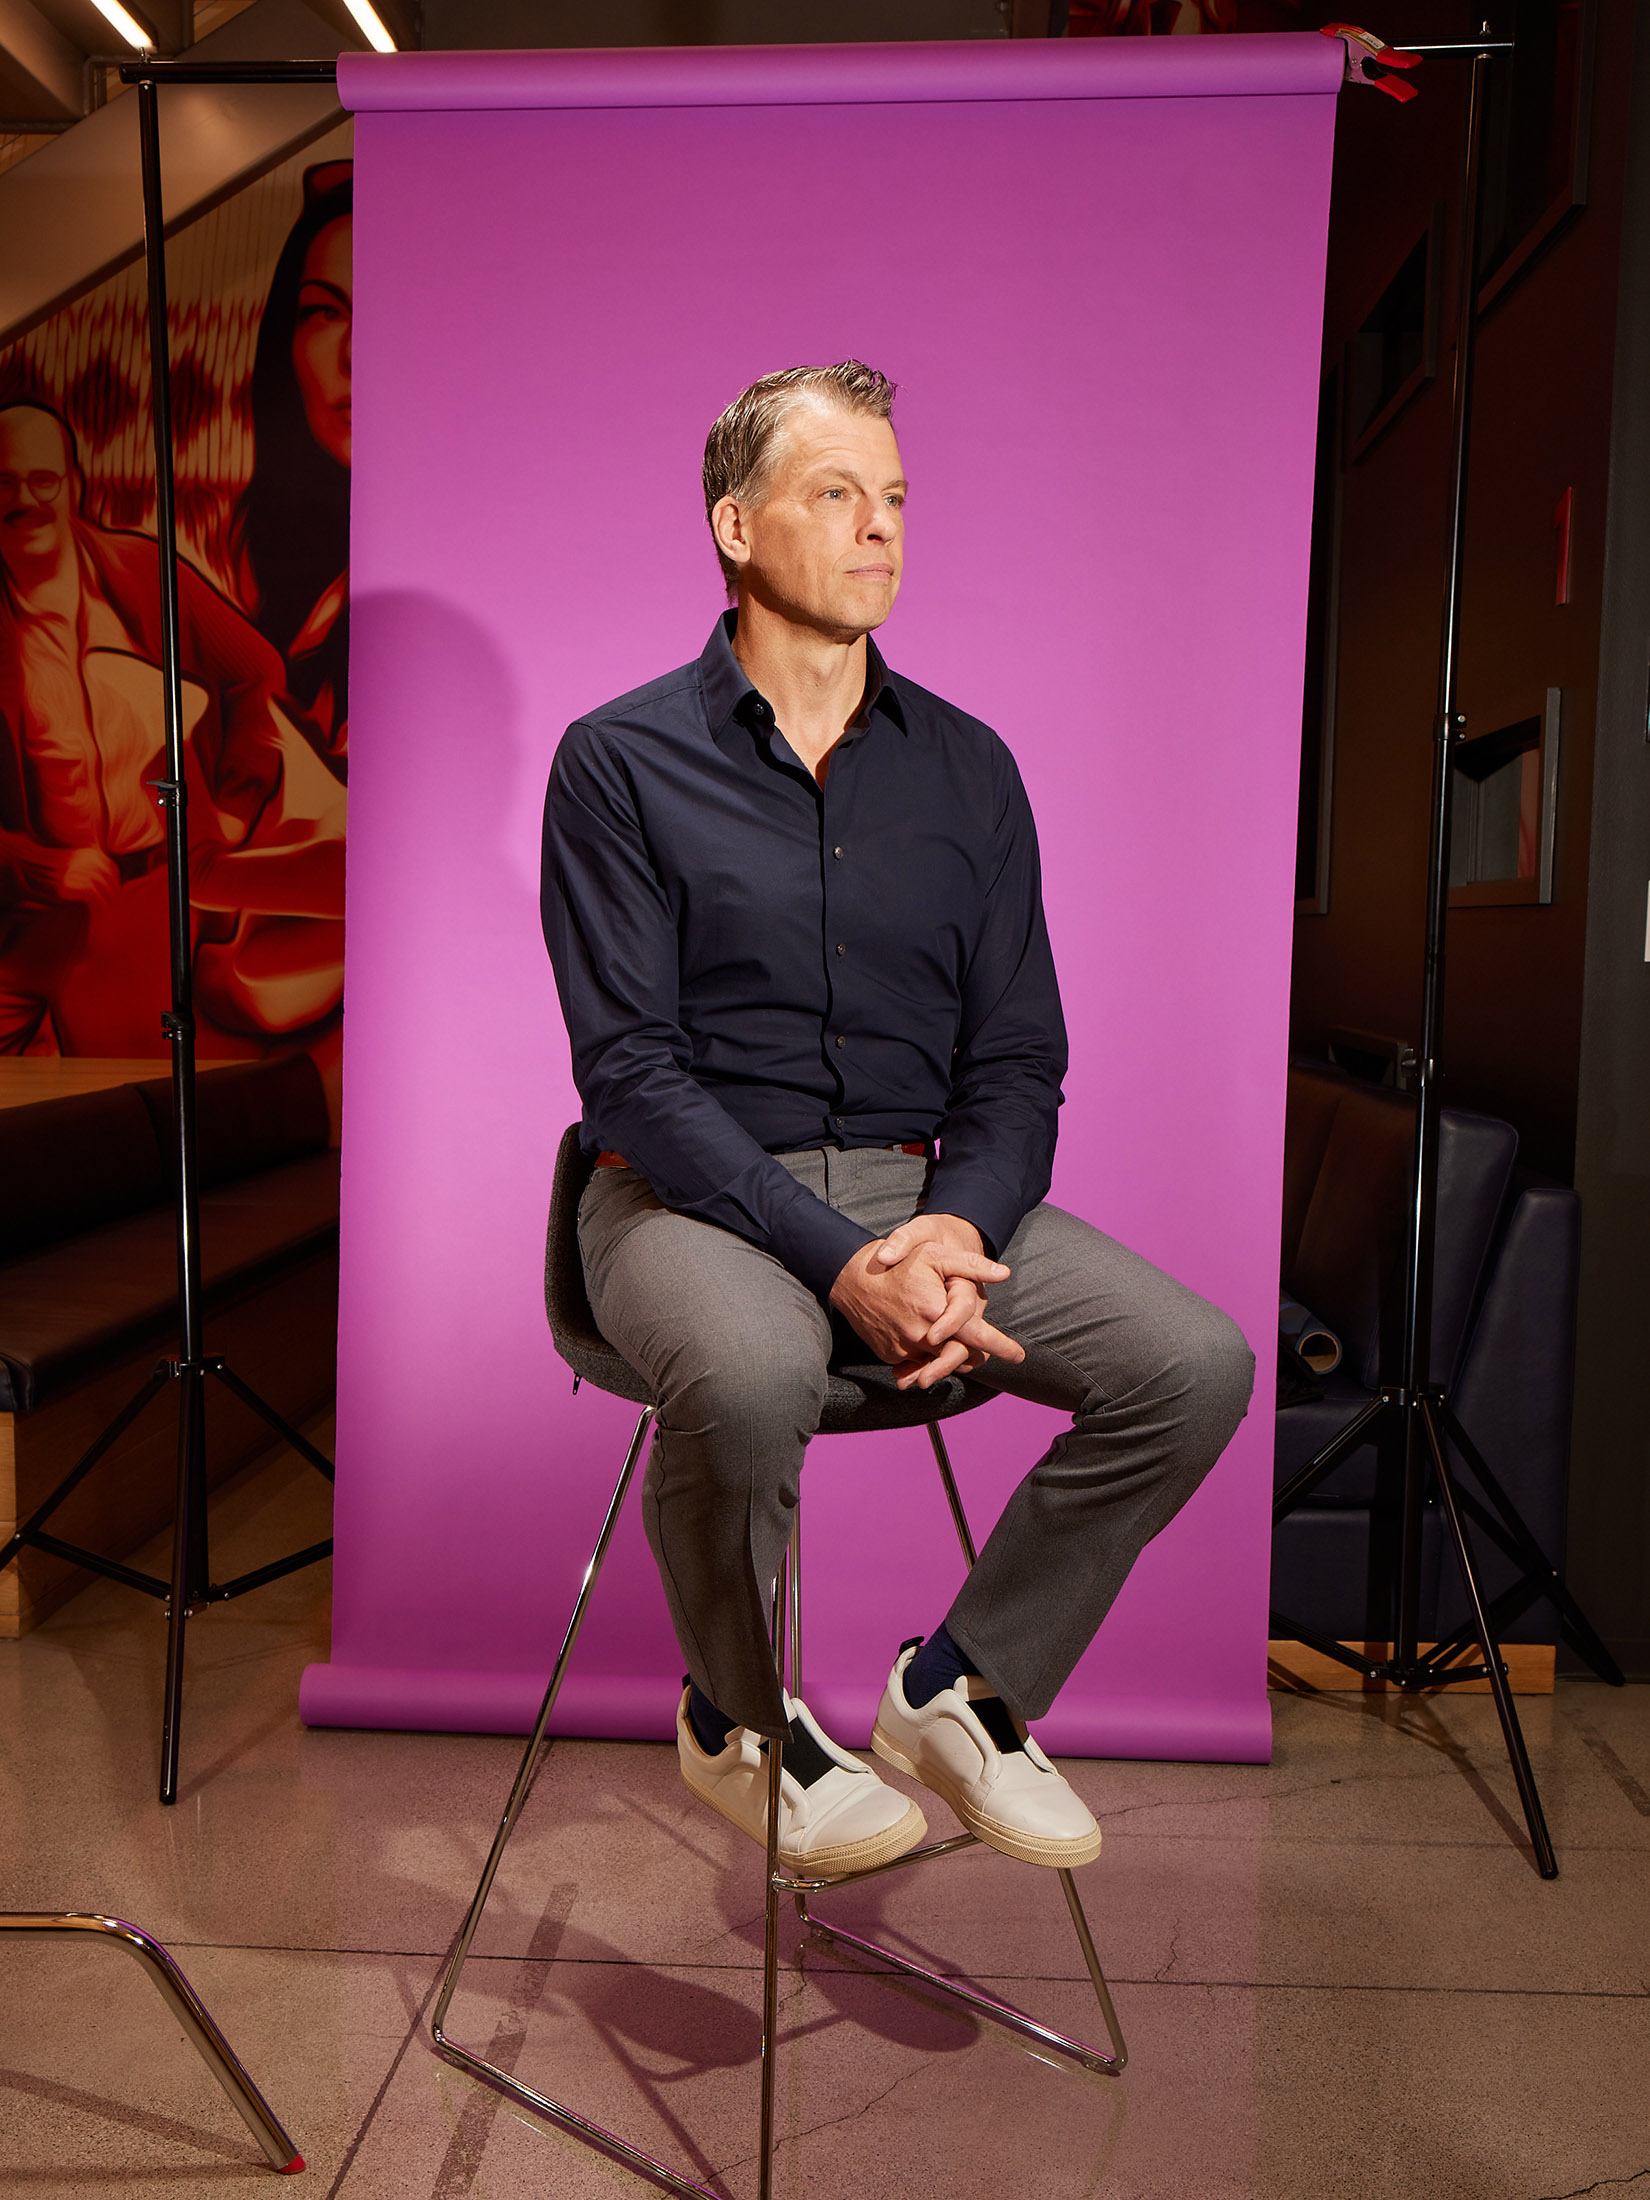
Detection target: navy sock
<box><xmin>901</xmin><ymin>1622</ymin><xmax>975</xmax><ymax>1709</ymax></box>
<box><xmin>686</xmin><ymin>1678</ymin><xmax>736</xmax><ymax>1755</ymax></box>
<box><xmin>903</xmin><ymin>1627</ymin><xmax>1027</xmax><ymax>1753</ymax></box>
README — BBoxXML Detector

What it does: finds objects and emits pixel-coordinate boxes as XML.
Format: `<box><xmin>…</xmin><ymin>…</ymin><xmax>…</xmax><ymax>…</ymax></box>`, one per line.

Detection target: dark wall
<box><xmin>1291</xmin><ymin>0</ymin><xmax>1638</xmax><ymax>1181</ymax></box>
<box><xmin>419</xmin><ymin>0</ymin><xmax>1008</xmax><ymax>43</ymax></box>
<box><xmin>1570</xmin><ymin>5</ymin><xmax>1650</xmax><ymax>1679</ymax></box>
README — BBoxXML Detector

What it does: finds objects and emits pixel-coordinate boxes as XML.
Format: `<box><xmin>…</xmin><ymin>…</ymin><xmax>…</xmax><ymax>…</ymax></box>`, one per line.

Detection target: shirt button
<box><xmin>835</xmin><ymin>942</ymin><xmax>846</xmax><ymax>956</ymax></box>
<box><xmin>834</xmin><ymin>1035</ymin><xmax>846</xmax><ymax>1049</ymax></box>
<box><xmin>832</xmin><ymin>845</ymin><xmax>844</xmax><ymax>859</ymax></box>
<box><xmin>832</xmin><ymin>1115</ymin><xmax>845</xmax><ymax>1128</ymax></box>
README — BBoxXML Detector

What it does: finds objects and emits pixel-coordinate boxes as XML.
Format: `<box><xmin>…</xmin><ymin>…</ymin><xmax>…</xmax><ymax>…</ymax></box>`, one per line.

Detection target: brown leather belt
<box><xmin>594</xmin><ymin>1140</ymin><xmax>930</xmax><ymax>1168</ymax></box>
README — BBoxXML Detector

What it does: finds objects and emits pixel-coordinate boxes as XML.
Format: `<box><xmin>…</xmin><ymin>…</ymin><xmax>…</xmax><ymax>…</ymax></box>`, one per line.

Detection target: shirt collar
<box><xmin>697</xmin><ymin>607</ymin><xmax>908</xmax><ymax>741</ymax></box>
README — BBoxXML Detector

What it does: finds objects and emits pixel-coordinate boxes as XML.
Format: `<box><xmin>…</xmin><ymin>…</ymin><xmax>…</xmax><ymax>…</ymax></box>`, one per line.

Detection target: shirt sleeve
<box><xmin>542</xmin><ymin>721</ymin><xmax>875</xmax><ymax>1299</ymax></box>
<box><xmin>924</xmin><ymin>742</ymin><xmax>1067</xmax><ymax>1257</ymax></box>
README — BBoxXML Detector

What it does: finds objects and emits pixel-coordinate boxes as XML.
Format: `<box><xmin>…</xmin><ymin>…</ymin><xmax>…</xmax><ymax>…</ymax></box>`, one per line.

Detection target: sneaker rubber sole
<box><xmin>680</xmin><ymin>1756</ymin><xmax>928</xmax><ymax>1878</ymax></box>
<box><xmin>870</xmin><ymin>1722</ymin><xmax>1103</xmax><ymax>1869</ymax></box>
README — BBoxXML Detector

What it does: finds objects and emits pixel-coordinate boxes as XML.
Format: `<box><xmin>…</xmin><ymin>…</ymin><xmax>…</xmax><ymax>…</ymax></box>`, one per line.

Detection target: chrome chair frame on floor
<box><xmin>0</xmin><ymin>1913</ymin><xmax>302</xmax><ymax>2173</ymax></box>
<box><xmin>430</xmin><ymin>1130</ymin><xmax>1127</xmax><ymax>2200</ymax></box>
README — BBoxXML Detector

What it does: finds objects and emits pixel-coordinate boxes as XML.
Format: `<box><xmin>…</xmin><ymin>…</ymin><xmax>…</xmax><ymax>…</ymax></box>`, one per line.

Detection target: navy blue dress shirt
<box><xmin>541</xmin><ymin>612</ymin><xmax>1067</xmax><ymax>1300</ymax></box>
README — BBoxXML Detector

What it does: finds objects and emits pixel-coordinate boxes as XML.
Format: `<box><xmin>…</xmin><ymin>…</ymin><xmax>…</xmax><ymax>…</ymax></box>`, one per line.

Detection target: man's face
<box><xmin>0</xmin><ymin>410</ymin><xmax>75</xmax><ymax>575</ymax></box>
<box><xmin>729</xmin><ymin>402</ymin><xmax>905</xmax><ymax>640</ymax></box>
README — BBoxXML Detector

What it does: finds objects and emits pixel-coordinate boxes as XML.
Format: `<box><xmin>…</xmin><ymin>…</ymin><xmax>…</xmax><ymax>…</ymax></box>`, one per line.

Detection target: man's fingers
<box><xmin>896</xmin><ymin>1337</ymin><xmax>972</xmax><ymax>1390</ymax></box>
<box><xmin>957</xmin><ymin>1313</ymin><xmax>1025</xmax><ymax>1364</ymax></box>
<box><xmin>876</xmin><ymin>1235</ymin><xmax>1009</xmax><ymax>1284</ymax></box>
<box><xmin>926</xmin><ymin>1248</ymin><xmax>1009</xmax><ymax>1283</ymax></box>
<box><xmin>924</xmin><ymin>1277</ymin><xmax>984</xmax><ymax>1348</ymax></box>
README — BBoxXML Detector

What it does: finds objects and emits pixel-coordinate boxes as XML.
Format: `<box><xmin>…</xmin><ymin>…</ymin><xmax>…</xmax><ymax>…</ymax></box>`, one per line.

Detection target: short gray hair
<box><xmin>702</xmin><ymin>360</ymin><xmax>897</xmax><ymax>593</ymax></box>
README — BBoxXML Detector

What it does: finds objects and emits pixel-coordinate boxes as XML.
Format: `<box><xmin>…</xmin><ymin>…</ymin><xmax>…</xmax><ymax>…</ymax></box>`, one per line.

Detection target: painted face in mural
<box><xmin>722</xmin><ymin>400</ymin><xmax>905</xmax><ymax>640</ymax></box>
<box><xmin>291</xmin><ymin>216</ymin><xmax>352</xmax><ymax>470</ymax></box>
<box><xmin>0</xmin><ymin>407</ymin><xmax>76</xmax><ymax>582</ymax></box>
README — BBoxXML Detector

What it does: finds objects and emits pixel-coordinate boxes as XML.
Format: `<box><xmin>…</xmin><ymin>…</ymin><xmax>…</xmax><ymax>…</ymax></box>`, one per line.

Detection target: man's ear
<box><xmin>711</xmin><ymin>493</ymin><xmax>752</xmax><ymax>574</ymax></box>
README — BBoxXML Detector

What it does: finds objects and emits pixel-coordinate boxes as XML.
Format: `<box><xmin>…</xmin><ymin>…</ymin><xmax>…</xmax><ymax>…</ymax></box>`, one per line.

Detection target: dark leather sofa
<box><xmin>1272</xmin><ymin>1061</ymin><xmax>1578</xmax><ymax>1654</ymax></box>
<box><xmin>0</xmin><ymin>1056</ymin><xmax>339</xmax><ymax>1635</ymax></box>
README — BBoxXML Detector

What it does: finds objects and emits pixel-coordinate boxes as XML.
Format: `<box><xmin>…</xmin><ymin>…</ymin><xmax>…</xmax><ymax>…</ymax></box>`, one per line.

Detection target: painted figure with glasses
<box><xmin>0</xmin><ymin>400</ymin><xmax>343</xmax><ymax>1054</ymax></box>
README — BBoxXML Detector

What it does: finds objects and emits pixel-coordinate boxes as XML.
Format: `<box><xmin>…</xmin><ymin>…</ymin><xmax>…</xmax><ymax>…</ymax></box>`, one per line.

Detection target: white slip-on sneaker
<box><xmin>871</xmin><ymin>1643</ymin><xmax>1102</xmax><ymax>1869</ymax></box>
<box><xmin>676</xmin><ymin>1688</ymin><xmax>928</xmax><ymax>1877</ymax></box>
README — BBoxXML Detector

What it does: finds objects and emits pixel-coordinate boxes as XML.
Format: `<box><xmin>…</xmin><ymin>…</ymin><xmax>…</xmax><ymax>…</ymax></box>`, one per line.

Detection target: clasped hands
<box><xmin>830</xmin><ymin>1213</ymin><xmax>1026</xmax><ymax>1391</ymax></box>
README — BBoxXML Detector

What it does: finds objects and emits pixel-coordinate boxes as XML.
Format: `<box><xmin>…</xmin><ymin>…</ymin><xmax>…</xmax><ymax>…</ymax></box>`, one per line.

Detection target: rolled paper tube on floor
<box><xmin>1280</xmin><ymin>1292</ymin><xmax>1344</xmax><ymax>1376</ymax></box>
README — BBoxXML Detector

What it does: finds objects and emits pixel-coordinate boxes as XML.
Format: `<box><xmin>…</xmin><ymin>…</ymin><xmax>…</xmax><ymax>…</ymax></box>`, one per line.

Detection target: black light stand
<box><xmin>1272</xmin><ymin>26</ymin><xmax>1625</xmax><ymax>1881</ymax></box>
<box><xmin>0</xmin><ymin>61</ymin><xmax>343</xmax><ymax>1806</ymax></box>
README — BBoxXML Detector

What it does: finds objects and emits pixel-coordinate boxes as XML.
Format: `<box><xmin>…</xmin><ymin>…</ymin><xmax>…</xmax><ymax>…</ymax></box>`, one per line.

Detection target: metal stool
<box><xmin>0</xmin><ymin>1913</ymin><xmax>301</xmax><ymax>2173</ymax></box>
<box><xmin>431</xmin><ymin>1128</ymin><xmax>1127</xmax><ymax>2199</ymax></box>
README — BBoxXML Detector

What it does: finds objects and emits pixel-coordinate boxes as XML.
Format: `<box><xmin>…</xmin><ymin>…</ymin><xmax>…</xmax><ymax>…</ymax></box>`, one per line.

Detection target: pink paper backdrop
<box><xmin>300</xmin><ymin>36</ymin><xmax>1341</xmax><ymax>1760</ymax></box>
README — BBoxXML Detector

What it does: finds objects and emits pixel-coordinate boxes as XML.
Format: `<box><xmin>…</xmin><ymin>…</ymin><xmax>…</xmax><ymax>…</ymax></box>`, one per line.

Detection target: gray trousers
<box><xmin>579</xmin><ymin>1147</ymin><xmax>1255</xmax><ymax>1741</ymax></box>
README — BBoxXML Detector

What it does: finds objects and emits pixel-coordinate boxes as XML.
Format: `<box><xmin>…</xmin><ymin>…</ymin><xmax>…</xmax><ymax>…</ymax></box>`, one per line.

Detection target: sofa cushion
<box><xmin>1448</xmin><ymin>1182</ymin><xmax>1579</xmax><ymax>1567</ymax></box>
<box><xmin>132</xmin><ymin>1055</ymin><xmax>331</xmax><ymax>1191</ymax></box>
<box><xmin>1287</xmin><ymin>1080</ymin><xmax>1518</xmax><ymax>1391</ymax></box>
<box><xmin>1288</xmin><ymin>1084</ymin><xmax>1413</xmax><ymax>1389</ymax></box>
<box><xmin>0</xmin><ymin>1150</ymin><xmax>339</xmax><ymax>1413</ymax></box>
<box><xmin>0</xmin><ymin>1085</ymin><xmax>168</xmax><ymax>1262</ymax></box>
<box><xmin>1281</xmin><ymin>1062</ymin><xmax>1349</xmax><ymax>1277</ymax></box>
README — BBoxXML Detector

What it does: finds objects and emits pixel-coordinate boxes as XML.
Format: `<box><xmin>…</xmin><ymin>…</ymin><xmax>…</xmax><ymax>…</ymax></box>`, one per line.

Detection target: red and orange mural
<box><xmin>0</xmin><ymin>130</ymin><xmax>353</xmax><ymax>1110</ymax></box>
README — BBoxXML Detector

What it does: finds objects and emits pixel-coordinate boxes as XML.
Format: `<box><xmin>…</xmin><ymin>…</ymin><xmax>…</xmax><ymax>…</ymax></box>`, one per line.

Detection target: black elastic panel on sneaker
<box><xmin>763</xmin><ymin>1716</ymin><xmax>837</xmax><ymax>1788</ymax></box>
<box><xmin>971</xmin><ymin>1695</ymin><xmax>1027</xmax><ymax>1755</ymax></box>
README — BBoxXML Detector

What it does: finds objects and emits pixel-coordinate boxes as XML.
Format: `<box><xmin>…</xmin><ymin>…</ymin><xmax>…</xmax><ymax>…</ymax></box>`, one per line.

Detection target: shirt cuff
<box><xmin>922</xmin><ymin>1165</ymin><xmax>1027</xmax><ymax>1266</ymax></box>
<box><xmin>771</xmin><ymin>1197</ymin><xmax>878</xmax><ymax>1302</ymax></box>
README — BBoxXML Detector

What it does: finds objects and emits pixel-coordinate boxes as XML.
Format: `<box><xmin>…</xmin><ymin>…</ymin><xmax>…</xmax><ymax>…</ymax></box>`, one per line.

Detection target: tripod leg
<box><xmin>208</xmin><ymin>1363</ymin><xmax>335</xmax><ymax>1484</ymax></box>
<box><xmin>159</xmin><ymin>1370</ymin><xmax>204</xmax><ymax>1806</ymax></box>
<box><xmin>1395</xmin><ymin>1399</ymin><xmax>1427</xmax><ymax>1671</ymax></box>
<box><xmin>0</xmin><ymin>1367</ymin><xmax>170</xmax><ymax>1572</ymax></box>
<box><xmin>1421</xmin><ymin>1400</ymin><xmax>1557</xmax><ymax>1879</ymax></box>
<box><xmin>1441</xmin><ymin>1406</ymin><xmax>1625</xmax><ymax>1688</ymax></box>
<box><xmin>1272</xmin><ymin>1390</ymin><xmax>1391</xmax><ymax>1520</ymax></box>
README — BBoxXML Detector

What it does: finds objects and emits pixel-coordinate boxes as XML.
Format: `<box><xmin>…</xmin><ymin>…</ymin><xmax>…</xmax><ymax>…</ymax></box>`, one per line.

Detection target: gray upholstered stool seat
<box><xmin>544</xmin><ymin>1123</ymin><xmax>996</xmax><ymax>1428</ymax></box>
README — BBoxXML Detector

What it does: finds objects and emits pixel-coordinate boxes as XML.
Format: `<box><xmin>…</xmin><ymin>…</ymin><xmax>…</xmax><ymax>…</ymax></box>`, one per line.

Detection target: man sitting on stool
<box><xmin>542</xmin><ymin>361</ymin><xmax>1254</xmax><ymax>1876</ymax></box>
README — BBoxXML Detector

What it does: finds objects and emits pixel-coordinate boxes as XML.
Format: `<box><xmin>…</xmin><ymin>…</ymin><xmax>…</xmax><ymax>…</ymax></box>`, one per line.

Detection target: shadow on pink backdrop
<box><xmin>298</xmin><ymin>35</ymin><xmax>1342</xmax><ymax>1760</ymax></box>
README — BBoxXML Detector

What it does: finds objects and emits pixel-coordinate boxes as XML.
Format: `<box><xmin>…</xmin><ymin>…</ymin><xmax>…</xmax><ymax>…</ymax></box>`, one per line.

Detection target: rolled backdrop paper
<box><xmin>300</xmin><ymin>34</ymin><xmax>1342</xmax><ymax>1761</ymax></box>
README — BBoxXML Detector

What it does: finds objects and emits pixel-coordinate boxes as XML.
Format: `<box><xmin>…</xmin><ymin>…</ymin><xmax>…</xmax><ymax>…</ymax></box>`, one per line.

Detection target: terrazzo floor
<box><xmin>2</xmin><ymin>1435</ymin><xmax>1647</xmax><ymax>2199</ymax></box>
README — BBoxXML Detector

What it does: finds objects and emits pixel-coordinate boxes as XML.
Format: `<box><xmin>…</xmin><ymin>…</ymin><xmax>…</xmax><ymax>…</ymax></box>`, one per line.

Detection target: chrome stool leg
<box><xmin>759</xmin><ymin>1549</ymin><xmax>789</xmax><ymax>2200</ymax></box>
<box><xmin>0</xmin><ymin>1913</ymin><xmax>302</xmax><ymax>2171</ymax></box>
<box><xmin>430</xmin><ymin>1406</ymin><xmax>730</xmax><ymax>2200</ymax></box>
<box><xmin>788</xmin><ymin>1515</ymin><xmax>803</xmax><ymax>1702</ymax></box>
<box><xmin>786</xmin><ymin>1421</ymin><xmax>1129</xmax><ymax>2078</ymax></box>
